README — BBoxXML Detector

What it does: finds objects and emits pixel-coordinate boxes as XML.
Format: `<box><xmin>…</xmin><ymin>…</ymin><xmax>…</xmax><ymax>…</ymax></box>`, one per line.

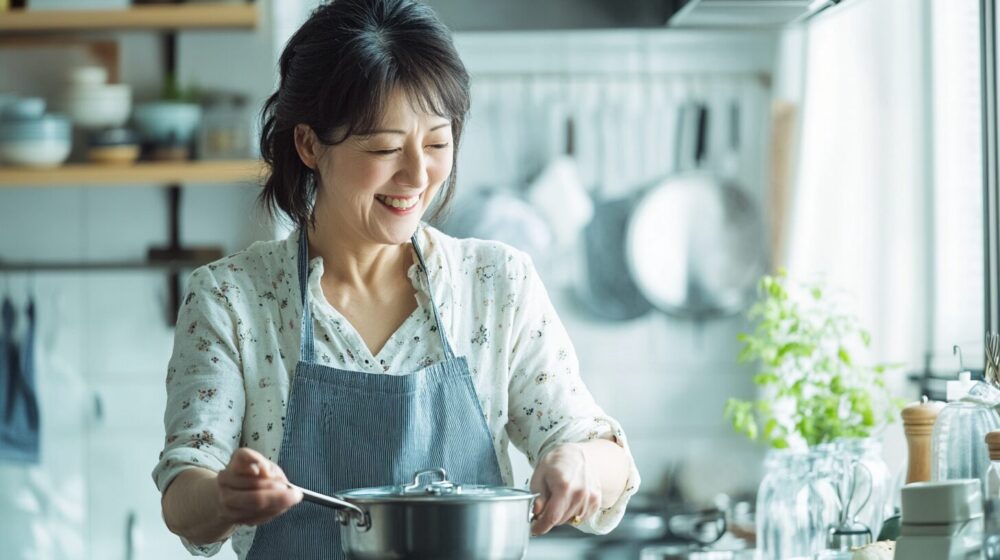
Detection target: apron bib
<box><xmin>245</xmin><ymin>228</ymin><xmax>503</xmax><ymax>559</ymax></box>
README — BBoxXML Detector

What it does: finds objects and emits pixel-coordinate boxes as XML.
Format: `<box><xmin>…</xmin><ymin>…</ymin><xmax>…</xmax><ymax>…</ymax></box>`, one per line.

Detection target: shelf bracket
<box><xmin>146</xmin><ymin>185</ymin><xmax>223</xmax><ymax>326</ymax></box>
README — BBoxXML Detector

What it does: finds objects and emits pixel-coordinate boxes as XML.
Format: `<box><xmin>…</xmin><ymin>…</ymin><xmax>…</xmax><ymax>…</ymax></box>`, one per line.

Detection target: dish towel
<box><xmin>0</xmin><ymin>296</ymin><xmax>40</xmax><ymax>463</ymax></box>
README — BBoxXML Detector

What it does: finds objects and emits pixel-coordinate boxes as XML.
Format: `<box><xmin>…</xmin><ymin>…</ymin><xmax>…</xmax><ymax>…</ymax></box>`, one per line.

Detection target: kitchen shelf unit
<box><xmin>0</xmin><ymin>2</ymin><xmax>263</xmax><ymax>324</ymax></box>
<box><xmin>0</xmin><ymin>160</ymin><xmax>265</xmax><ymax>187</ymax></box>
<box><xmin>0</xmin><ymin>3</ymin><xmax>258</xmax><ymax>32</ymax></box>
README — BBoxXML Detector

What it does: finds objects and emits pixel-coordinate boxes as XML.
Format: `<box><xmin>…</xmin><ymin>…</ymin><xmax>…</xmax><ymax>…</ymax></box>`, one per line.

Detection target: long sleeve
<box><xmin>504</xmin><ymin>253</ymin><xmax>640</xmax><ymax>534</ymax></box>
<box><xmin>152</xmin><ymin>266</ymin><xmax>247</xmax><ymax>556</ymax></box>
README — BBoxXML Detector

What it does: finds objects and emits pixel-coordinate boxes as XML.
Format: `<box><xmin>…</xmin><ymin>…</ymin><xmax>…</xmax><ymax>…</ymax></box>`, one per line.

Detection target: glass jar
<box><xmin>932</xmin><ymin>381</ymin><xmax>1000</xmax><ymax>483</ymax></box>
<box><xmin>197</xmin><ymin>92</ymin><xmax>252</xmax><ymax>160</ymax></box>
<box><xmin>756</xmin><ymin>448</ymin><xmax>840</xmax><ymax>560</ymax></box>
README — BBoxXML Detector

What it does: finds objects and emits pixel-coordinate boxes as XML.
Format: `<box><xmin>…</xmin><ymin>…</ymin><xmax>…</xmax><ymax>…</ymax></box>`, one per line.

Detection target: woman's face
<box><xmin>306</xmin><ymin>89</ymin><xmax>454</xmax><ymax>246</ymax></box>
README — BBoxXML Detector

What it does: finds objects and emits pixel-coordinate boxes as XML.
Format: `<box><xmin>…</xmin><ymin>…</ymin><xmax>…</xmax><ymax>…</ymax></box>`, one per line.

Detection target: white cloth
<box><xmin>152</xmin><ymin>224</ymin><xmax>640</xmax><ymax>558</ymax></box>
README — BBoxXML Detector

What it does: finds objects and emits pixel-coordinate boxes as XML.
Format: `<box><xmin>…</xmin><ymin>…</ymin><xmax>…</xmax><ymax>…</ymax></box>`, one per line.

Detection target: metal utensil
<box><xmin>826</xmin><ymin>454</ymin><xmax>874</xmax><ymax>551</ymax></box>
<box><xmin>986</xmin><ymin>331</ymin><xmax>1000</xmax><ymax>387</ymax></box>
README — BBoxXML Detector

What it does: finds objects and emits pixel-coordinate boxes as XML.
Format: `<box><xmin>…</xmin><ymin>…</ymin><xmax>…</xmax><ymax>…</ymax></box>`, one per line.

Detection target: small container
<box><xmin>87</xmin><ymin>127</ymin><xmax>140</xmax><ymax>165</ymax></box>
<box><xmin>198</xmin><ymin>92</ymin><xmax>252</xmax><ymax>160</ymax></box>
<box><xmin>896</xmin><ymin>479</ymin><xmax>983</xmax><ymax>560</ymax></box>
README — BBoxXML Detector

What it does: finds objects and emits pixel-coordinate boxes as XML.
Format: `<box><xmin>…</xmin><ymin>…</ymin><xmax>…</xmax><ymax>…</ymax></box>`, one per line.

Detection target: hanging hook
<box><xmin>564</xmin><ymin>114</ymin><xmax>575</xmax><ymax>157</ymax></box>
<box><xmin>953</xmin><ymin>345</ymin><xmax>965</xmax><ymax>371</ymax></box>
<box><xmin>26</xmin><ymin>270</ymin><xmax>36</xmax><ymax>300</ymax></box>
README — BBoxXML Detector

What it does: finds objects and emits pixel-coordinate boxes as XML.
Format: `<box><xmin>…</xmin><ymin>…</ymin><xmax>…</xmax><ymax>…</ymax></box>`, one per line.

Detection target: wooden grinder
<box><xmin>987</xmin><ymin>430</ymin><xmax>1000</xmax><ymax>463</ymax></box>
<box><xmin>902</xmin><ymin>396</ymin><xmax>946</xmax><ymax>483</ymax></box>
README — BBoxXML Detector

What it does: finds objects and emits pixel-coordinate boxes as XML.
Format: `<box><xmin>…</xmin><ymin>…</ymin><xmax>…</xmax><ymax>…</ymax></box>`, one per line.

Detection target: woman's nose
<box><xmin>395</xmin><ymin>146</ymin><xmax>428</xmax><ymax>189</ymax></box>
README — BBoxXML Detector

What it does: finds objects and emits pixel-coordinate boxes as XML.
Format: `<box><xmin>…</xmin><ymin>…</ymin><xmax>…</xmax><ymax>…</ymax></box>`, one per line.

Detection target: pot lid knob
<box><xmin>403</xmin><ymin>468</ymin><xmax>462</xmax><ymax>495</ymax></box>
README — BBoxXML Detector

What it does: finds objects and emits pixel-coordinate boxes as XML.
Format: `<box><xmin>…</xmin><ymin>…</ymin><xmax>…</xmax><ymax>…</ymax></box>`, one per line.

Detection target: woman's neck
<box><xmin>305</xmin><ymin>218</ymin><xmax>411</xmax><ymax>292</ymax></box>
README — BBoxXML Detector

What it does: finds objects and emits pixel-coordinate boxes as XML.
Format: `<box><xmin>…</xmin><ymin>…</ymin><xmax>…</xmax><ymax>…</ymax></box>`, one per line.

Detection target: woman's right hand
<box><xmin>216</xmin><ymin>448</ymin><xmax>303</xmax><ymax>526</ymax></box>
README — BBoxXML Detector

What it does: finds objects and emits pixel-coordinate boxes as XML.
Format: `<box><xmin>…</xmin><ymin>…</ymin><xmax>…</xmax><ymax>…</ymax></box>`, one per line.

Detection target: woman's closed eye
<box><xmin>370</xmin><ymin>143</ymin><xmax>450</xmax><ymax>155</ymax></box>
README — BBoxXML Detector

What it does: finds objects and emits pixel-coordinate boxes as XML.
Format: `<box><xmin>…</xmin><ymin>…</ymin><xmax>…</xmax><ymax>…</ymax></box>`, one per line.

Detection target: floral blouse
<box><xmin>152</xmin><ymin>224</ymin><xmax>640</xmax><ymax>558</ymax></box>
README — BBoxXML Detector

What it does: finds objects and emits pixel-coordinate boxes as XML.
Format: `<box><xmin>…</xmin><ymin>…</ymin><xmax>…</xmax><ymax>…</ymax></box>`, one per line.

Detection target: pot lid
<box><xmin>337</xmin><ymin>468</ymin><xmax>535</xmax><ymax>504</ymax></box>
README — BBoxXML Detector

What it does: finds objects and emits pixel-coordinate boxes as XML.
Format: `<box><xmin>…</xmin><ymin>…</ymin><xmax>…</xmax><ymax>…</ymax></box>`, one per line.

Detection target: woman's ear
<box><xmin>293</xmin><ymin>124</ymin><xmax>321</xmax><ymax>170</ymax></box>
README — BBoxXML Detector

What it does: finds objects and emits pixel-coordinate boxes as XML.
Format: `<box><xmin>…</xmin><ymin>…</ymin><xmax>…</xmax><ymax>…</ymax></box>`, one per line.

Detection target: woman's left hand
<box><xmin>529</xmin><ymin>443</ymin><xmax>602</xmax><ymax>535</ymax></box>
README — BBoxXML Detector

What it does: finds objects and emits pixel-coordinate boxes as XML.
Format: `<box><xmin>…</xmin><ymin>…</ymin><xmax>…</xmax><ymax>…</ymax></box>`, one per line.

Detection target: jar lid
<box><xmin>337</xmin><ymin>468</ymin><xmax>536</xmax><ymax>504</ymax></box>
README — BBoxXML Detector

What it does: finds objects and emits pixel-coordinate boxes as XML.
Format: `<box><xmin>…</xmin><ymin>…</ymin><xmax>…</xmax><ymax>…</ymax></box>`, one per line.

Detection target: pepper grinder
<box><xmin>902</xmin><ymin>396</ymin><xmax>946</xmax><ymax>483</ymax></box>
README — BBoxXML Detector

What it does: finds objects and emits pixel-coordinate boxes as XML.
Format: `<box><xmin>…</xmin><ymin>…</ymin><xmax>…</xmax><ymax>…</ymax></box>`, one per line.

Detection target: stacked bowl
<box><xmin>61</xmin><ymin>66</ymin><xmax>132</xmax><ymax>130</ymax></box>
<box><xmin>0</xmin><ymin>96</ymin><xmax>72</xmax><ymax>167</ymax></box>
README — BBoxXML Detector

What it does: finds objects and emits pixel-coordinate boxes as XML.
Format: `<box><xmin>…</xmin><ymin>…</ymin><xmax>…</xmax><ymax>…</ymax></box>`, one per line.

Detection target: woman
<box><xmin>153</xmin><ymin>0</ymin><xmax>639</xmax><ymax>557</ymax></box>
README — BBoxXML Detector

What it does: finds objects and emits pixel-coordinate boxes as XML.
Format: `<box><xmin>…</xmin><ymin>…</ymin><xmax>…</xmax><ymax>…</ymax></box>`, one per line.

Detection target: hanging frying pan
<box><xmin>624</xmin><ymin>101</ymin><xmax>766</xmax><ymax>320</ymax></box>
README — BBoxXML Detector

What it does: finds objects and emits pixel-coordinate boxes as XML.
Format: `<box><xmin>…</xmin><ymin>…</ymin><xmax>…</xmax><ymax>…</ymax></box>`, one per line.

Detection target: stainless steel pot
<box><xmin>291</xmin><ymin>468</ymin><xmax>537</xmax><ymax>560</ymax></box>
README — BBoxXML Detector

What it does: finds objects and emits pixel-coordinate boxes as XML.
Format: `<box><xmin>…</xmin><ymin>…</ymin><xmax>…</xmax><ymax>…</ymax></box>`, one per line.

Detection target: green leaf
<box><xmin>838</xmin><ymin>347</ymin><xmax>853</xmax><ymax>366</ymax></box>
<box><xmin>753</xmin><ymin>372</ymin><xmax>779</xmax><ymax>385</ymax></box>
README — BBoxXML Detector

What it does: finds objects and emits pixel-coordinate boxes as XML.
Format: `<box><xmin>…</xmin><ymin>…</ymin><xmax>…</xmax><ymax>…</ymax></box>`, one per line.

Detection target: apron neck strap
<box><xmin>297</xmin><ymin>228</ymin><xmax>316</xmax><ymax>363</ymax></box>
<box><xmin>410</xmin><ymin>229</ymin><xmax>455</xmax><ymax>361</ymax></box>
<box><xmin>297</xmin><ymin>226</ymin><xmax>456</xmax><ymax>363</ymax></box>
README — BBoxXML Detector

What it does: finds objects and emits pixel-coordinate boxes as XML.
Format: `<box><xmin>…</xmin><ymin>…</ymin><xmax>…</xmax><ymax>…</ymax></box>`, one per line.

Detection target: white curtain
<box><xmin>783</xmin><ymin>0</ymin><xmax>930</xmax><ymax>370</ymax></box>
<box><xmin>779</xmin><ymin>0</ymin><xmax>986</xmax><ymax>473</ymax></box>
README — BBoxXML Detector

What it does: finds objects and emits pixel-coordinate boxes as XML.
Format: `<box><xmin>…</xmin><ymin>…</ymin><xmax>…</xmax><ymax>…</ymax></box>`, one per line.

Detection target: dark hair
<box><xmin>258</xmin><ymin>0</ymin><xmax>470</xmax><ymax>228</ymax></box>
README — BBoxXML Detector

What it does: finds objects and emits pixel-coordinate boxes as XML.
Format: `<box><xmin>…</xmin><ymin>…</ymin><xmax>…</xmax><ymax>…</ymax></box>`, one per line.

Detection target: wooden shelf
<box><xmin>0</xmin><ymin>4</ymin><xmax>258</xmax><ymax>32</ymax></box>
<box><xmin>0</xmin><ymin>159</ymin><xmax>265</xmax><ymax>187</ymax></box>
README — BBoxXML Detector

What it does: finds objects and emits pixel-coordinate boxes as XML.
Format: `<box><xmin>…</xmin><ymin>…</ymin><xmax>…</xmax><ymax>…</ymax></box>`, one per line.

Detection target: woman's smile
<box><xmin>374</xmin><ymin>193</ymin><xmax>422</xmax><ymax>214</ymax></box>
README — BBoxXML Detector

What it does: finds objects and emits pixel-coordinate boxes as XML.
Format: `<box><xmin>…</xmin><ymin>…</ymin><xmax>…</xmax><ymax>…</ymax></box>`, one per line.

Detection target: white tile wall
<box><xmin>0</xmin><ymin>17</ymin><xmax>777</xmax><ymax>560</ymax></box>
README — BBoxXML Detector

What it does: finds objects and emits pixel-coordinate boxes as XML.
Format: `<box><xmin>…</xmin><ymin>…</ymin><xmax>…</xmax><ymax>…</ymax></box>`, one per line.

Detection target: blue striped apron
<box><xmin>245</xmin><ymin>227</ymin><xmax>504</xmax><ymax>559</ymax></box>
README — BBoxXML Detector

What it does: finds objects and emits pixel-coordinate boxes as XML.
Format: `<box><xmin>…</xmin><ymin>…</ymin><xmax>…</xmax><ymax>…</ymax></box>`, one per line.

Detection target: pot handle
<box><xmin>289</xmin><ymin>483</ymin><xmax>370</xmax><ymax>530</ymax></box>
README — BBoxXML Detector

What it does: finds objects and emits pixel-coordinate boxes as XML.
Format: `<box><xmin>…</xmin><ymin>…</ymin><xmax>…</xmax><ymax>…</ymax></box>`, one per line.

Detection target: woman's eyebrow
<box><xmin>365</xmin><ymin>123</ymin><xmax>451</xmax><ymax>135</ymax></box>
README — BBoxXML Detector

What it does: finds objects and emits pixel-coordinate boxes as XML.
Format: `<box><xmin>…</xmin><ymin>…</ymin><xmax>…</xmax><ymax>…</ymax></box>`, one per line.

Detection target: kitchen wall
<box><xmin>0</xmin><ymin>3</ymin><xmax>777</xmax><ymax>559</ymax></box>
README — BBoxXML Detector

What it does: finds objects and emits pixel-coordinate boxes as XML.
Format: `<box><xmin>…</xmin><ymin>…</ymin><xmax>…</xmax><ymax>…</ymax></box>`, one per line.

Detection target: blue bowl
<box><xmin>132</xmin><ymin>101</ymin><xmax>202</xmax><ymax>145</ymax></box>
<box><xmin>0</xmin><ymin>113</ymin><xmax>71</xmax><ymax>142</ymax></box>
<box><xmin>1</xmin><ymin>97</ymin><xmax>47</xmax><ymax>121</ymax></box>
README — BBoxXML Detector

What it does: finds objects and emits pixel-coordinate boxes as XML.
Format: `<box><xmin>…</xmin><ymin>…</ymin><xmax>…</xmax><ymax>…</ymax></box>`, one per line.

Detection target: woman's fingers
<box><xmin>529</xmin><ymin>443</ymin><xmax>605</xmax><ymax>534</ymax></box>
<box><xmin>217</xmin><ymin>447</ymin><xmax>302</xmax><ymax>526</ymax></box>
<box><xmin>532</xmin><ymin>484</ymin><xmax>572</xmax><ymax>535</ymax></box>
<box><xmin>219</xmin><ymin>486</ymin><xmax>302</xmax><ymax>526</ymax></box>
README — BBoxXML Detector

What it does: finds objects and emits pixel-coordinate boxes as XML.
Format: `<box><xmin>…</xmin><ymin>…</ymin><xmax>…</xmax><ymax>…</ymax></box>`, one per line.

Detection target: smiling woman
<box><xmin>256</xmin><ymin>0</ymin><xmax>470</xmax><ymax>229</ymax></box>
<box><xmin>151</xmin><ymin>1</ymin><xmax>639</xmax><ymax>559</ymax></box>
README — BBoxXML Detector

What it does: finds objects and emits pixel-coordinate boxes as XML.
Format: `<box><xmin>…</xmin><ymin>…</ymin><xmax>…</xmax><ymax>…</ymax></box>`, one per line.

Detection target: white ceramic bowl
<box><xmin>69</xmin><ymin>66</ymin><xmax>108</xmax><ymax>88</ymax></box>
<box><xmin>62</xmin><ymin>84</ymin><xmax>132</xmax><ymax>129</ymax></box>
<box><xmin>63</xmin><ymin>84</ymin><xmax>132</xmax><ymax>129</ymax></box>
<box><xmin>0</xmin><ymin>138</ymin><xmax>72</xmax><ymax>167</ymax></box>
<box><xmin>132</xmin><ymin>101</ymin><xmax>202</xmax><ymax>145</ymax></box>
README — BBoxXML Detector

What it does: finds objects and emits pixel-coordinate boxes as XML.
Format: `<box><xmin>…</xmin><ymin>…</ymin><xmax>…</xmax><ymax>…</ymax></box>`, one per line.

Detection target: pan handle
<box><xmin>289</xmin><ymin>483</ymin><xmax>370</xmax><ymax>530</ymax></box>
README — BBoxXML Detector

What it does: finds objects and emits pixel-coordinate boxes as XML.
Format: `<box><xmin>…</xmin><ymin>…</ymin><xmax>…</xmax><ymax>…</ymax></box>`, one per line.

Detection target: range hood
<box><xmin>424</xmin><ymin>0</ymin><xmax>688</xmax><ymax>31</ymax></box>
<box><xmin>668</xmin><ymin>0</ymin><xmax>839</xmax><ymax>29</ymax></box>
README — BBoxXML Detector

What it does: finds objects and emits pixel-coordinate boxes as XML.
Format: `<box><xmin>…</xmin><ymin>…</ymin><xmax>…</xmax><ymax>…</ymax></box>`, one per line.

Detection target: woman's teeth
<box><xmin>375</xmin><ymin>194</ymin><xmax>419</xmax><ymax>210</ymax></box>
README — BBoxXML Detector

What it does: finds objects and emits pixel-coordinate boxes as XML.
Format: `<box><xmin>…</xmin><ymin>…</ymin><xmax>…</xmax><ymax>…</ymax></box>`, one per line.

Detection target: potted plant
<box><xmin>725</xmin><ymin>270</ymin><xmax>902</xmax><ymax>449</ymax></box>
<box><xmin>724</xmin><ymin>270</ymin><xmax>904</xmax><ymax>559</ymax></box>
